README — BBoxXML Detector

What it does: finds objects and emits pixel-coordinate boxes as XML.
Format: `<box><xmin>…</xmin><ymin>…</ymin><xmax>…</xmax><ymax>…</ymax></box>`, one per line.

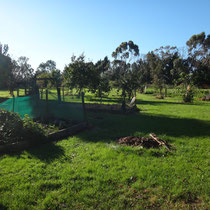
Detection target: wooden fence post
<box><xmin>17</xmin><ymin>88</ymin><xmax>19</xmax><ymax>97</ymax></box>
<box><xmin>12</xmin><ymin>95</ymin><xmax>15</xmax><ymax>112</ymax></box>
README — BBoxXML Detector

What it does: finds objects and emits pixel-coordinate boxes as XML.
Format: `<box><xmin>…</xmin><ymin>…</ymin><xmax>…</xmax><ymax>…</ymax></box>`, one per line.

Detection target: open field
<box><xmin>0</xmin><ymin>89</ymin><xmax>210</xmax><ymax>209</ymax></box>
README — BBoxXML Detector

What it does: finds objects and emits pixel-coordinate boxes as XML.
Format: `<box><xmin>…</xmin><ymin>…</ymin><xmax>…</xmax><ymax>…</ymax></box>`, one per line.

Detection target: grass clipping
<box><xmin>117</xmin><ymin>133</ymin><xmax>172</xmax><ymax>151</ymax></box>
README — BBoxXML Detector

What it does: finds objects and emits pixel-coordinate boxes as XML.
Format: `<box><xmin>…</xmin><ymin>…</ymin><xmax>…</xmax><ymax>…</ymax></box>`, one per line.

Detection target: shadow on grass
<box><xmin>85</xmin><ymin>95</ymin><xmax>199</xmax><ymax>106</ymax></box>
<box><xmin>135</xmin><ymin>99</ymin><xmax>198</xmax><ymax>106</ymax></box>
<box><xmin>77</xmin><ymin>111</ymin><xmax>210</xmax><ymax>143</ymax></box>
<box><xmin>28</xmin><ymin>142</ymin><xmax>65</xmax><ymax>163</ymax></box>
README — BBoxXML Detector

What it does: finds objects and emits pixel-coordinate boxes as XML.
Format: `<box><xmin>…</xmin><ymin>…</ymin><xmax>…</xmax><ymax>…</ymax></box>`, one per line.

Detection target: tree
<box><xmin>51</xmin><ymin>69</ymin><xmax>63</xmax><ymax>102</ymax></box>
<box><xmin>64</xmin><ymin>54</ymin><xmax>94</xmax><ymax>96</ymax></box>
<box><xmin>111</xmin><ymin>41</ymin><xmax>140</xmax><ymax>108</ymax></box>
<box><xmin>36</xmin><ymin>59</ymin><xmax>57</xmax><ymax>88</ymax></box>
<box><xmin>136</xmin><ymin>58</ymin><xmax>152</xmax><ymax>93</ymax></box>
<box><xmin>145</xmin><ymin>51</ymin><xmax>165</xmax><ymax>95</ymax></box>
<box><xmin>0</xmin><ymin>43</ymin><xmax>13</xmax><ymax>91</ymax></box>
<box><xmin>186</xmin><ymin>32</ymin><xmax>210</xmax><ymax>86</ymax></box>
<box><xmin>153</xmin><ymin>46</ymin><xmax>179</xmax><ymax>96</ymax></box>
<box><xmin>173</xmin><ymin>57</ymin><xmax>191</xmax><ymax>87</ymax></box>
<box><xmin>0</xmin><ymin>43</ymin><xmax>9</xmax><ymax>56</ymax></box>
<box><xmin>12</xmin><ymin>56</ymin><xmax>34</xmax><ymax>94</ymax></box>
<box><xmin>36</xmin><ymin>60</ymin><xmax>62</xmax><ymax>101</ymax></box>
<box><xmin>89</xmin><ymin>56</ymin><xmax>111</xmax><ymax>98</ymax></box>
<box><xmin>36</xmin><ymin>60</ymin><xmax>56</xmax><ymax>74</ymax></box>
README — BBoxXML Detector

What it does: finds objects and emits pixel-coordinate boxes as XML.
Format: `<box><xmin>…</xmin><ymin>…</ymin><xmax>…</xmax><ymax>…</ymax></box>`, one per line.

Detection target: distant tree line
<box><xmin>0</xmin><ymin>32</ymin><xmax>209</xmax><ymax>102</ymax></box>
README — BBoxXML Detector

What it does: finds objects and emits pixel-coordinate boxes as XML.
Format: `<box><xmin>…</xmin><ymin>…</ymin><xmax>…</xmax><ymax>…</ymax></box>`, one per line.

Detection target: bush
<box><xmin>0</xmin><ymin>109</ymin><xmax>46</xmax><ymax>145</ymax></box>
<box><xmin>23</xmin><ymin>115</ymin><xmax>46</xmax><ymax>141</ymax></box>
<box><xmin>0</xmin><ymin>109</ymin><xmax>24</xmax><ymax>144</ymax></box>
<box><xmin>183</xmin><ymin>89</ymin><xmax>194</xmax><ymax>103</ymax></box>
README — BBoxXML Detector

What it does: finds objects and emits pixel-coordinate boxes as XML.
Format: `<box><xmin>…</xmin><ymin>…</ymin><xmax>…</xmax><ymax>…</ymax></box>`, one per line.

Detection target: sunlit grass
<box><xmin>0</xmin><ymin>89</ymin><xmax>210</xmax><ymax>209</ymax></box>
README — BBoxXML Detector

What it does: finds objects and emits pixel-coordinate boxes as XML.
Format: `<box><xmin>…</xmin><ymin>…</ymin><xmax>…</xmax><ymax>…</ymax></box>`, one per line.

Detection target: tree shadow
<box><xmin>135</xmin><ymin>99</ymin><xmax>197</xmax><ymax>106</ymax></box>
<box><xmin>85</xmin><ymin>96</ymin><xmax>199</xmax><ymax>107</ymax></box>
<box><xmin>1</xmin><ymin>142</ymin><xmax>65</xmax><ymax>163</ymax></box>
<box><xmin>27</xmin><ymin>142</ymin><xmax>65</xmax><ymax>163</ymax></box>
<box><xmin>77</xmin><ymin>111</ymin><xmax>210</xmax><ymax>143</ymax></box>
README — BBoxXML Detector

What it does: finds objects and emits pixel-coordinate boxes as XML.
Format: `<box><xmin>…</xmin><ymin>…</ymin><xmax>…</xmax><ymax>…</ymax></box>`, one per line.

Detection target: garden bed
<box><xmin>0</xmin><ymin>121</ymin><xmax>88</xmax><ymax>154</ymax></box>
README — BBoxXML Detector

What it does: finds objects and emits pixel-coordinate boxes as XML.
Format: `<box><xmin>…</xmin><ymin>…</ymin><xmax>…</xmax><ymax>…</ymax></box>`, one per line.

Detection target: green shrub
<box><xmin>183</xmin><ymin>90</ymin><xmax>194</xmax><ymax>103</ymax></box>
<box><xmin>23</xmin><ymin>115</ymin><xmax>46</xmax><ymax>141</ymax></box>
<box><xmin>0</xmin><ymin>109</ymin><xmax>24</xmax><ymax>144</ymax></box>
<box><xmin>0</xmin><ymin>109</ymin><xmax>46</xmax><ymax>145</ymax></box>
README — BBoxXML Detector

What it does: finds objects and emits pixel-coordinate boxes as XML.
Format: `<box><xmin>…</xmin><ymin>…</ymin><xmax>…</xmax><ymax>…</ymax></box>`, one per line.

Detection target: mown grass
<box><xmin>0</xmin><ymin>89</ymin><xmax>210</xmax><ymax>209</ymax></box>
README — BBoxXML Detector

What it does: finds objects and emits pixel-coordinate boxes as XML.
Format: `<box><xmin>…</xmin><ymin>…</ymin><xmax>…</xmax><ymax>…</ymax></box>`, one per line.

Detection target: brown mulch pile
<box><xmin>117</xmin><ymin>133</ymin><xmax>172</xmax><ymax>150</ymax></box>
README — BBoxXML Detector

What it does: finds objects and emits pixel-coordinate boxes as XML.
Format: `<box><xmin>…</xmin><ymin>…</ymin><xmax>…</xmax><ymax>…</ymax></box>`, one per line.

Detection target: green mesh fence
<box><xmin>0</xmin><ymin>91</ymin><xmax>85</xmax><ymax>122</ymax></box>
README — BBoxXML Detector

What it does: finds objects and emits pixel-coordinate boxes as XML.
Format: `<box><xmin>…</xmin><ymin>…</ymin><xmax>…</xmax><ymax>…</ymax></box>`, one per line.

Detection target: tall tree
<box><xmin>111</xmin><ymin>41</ymin><xmax>140</xmax><ymax>107</ymax></box>
<box><xmin>137</xmin><ymin>58</ymin><xmax>152</xmax><ymax>92</ymax></box>
<box><xmin>12</xmin><ymin>57</ymin><xmax>34</xmax><ymax>93</ymax></box>
<box><xmin>36</xmin><ymin>60</ymin><xmax>62</xmax><ymax>101</ymax></box>
<box><xmin>186</xmin><ymin>32</ymin><xmax>210</xmax><ymax>86</ymax></box>
<box><xmin>145</xmin><ymin>51</ymin><xmax>165</xmax><ymax>95</ymax></box>
<box><xmin>64</xmin><ymin>54</ymin><xmax>95</xmax><ymax>96</ymax></box>
<box><xmin>36</xmin><ymin>60</ymin><xmax>56</xmax><ymax>74</ymax></box>
<box><xmin>36</xmin><ymin>60</ymin><xmax>57</xmax><ymax>88</ymax></box>
<box><xmin>153</xmin><ymin>46</ymin><xmax>179</xmax><ymax>95</ymax></box>
<box><xmin>0</xmin><ymin>43</ymin><xmax>9</xmax><ymax>56</ymax></box>
<box><xmin>0</xmin><ymin>43</ymin><xmax>13</xmax><ymax>91</ymax></box>
<box><xmin>89</xmin><ymin>56</ymin><xmax>111</xmax><ymax>98</ymax></box>
<box><xmin>51</xmin><ymin>69</ymin><xmax>62</xmax><ymax>102</ymax></box>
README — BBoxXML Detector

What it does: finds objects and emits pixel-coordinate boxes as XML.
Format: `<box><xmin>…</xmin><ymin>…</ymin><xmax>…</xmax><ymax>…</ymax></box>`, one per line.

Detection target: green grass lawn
<box><xmin>0</xmin><ymin>90</ymin><xmax>210</xmax><ymax>209</ymax></box>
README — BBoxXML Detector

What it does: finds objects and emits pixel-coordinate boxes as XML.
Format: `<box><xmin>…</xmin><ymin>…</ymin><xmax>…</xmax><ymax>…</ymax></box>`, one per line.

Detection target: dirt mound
<box><xmin>117</xmin><ymin>133</ymin><xmax>172</xmax><ymax>150</ymax></box>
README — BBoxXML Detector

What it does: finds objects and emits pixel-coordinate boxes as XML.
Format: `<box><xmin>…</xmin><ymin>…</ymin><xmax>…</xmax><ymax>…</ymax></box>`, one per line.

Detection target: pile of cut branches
<box><xmin>117</xmin><ymin>133</ymin><xmax>172</xmax><ymax>151</ymax></box>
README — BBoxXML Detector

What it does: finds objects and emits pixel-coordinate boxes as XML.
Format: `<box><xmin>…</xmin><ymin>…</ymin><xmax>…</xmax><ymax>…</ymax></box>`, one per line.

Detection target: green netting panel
<box><xmin>0</xmin><ymin>98</ymin><xmax>14</xmax><ymax>112</ymax></box>
<box><xmin>0</xmin><ymin>94</ymin><xmax>84</xmax><ymax>122</ymax></box>
<box><xmin>0</xmin><ymin>95</ymin><xmax>41</xmax><ymax>118</ymax></box>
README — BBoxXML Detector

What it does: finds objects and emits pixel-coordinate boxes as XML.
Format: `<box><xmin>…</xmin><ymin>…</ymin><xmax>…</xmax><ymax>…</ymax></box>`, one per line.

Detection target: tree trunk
<box><xmin>78</xmin><ymin>88</ymin><xmax>82</xmax><ymax>98</ymax></box>
<box><xmin>128</xmin><ymin>92</ymin><xmax>132</xmax><ymax>101</ymax></box>
<box><xmin>144</xmin><ymin>85</ymin><xmax>147</xmax><ymax>93</ymax></box>
<box><xmin>121</xmin><ymin>88</ymin><xmax>126</xmax><ymax>112</ymax></box>
<box><xmin>57</xmin><ymin>87</ymin><xmax>61</xmax><ymax>103</ymax></box>
<box><xmin>159</xmin><ymin>87</ymin><xmax>163</xmax><ymax>96</ymax></box>
<box><xmin>165</xmin><ymin>87</ymin><xmax>167</xmax><ymax>97</ymax></box>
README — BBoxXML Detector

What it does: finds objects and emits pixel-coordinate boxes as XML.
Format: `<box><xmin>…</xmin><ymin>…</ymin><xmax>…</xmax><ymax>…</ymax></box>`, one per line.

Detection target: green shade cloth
<box><xmin>0</xmin><ymin>94</ymin><xmax>84</xmax><ymax>121</ymax></box>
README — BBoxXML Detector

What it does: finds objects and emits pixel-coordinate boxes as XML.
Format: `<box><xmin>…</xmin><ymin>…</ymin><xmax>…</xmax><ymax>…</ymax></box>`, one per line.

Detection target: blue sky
<box><xmin>1</xmin><ymin>0</ymin><xmax>210</xmax><ymax>70</ymax></box>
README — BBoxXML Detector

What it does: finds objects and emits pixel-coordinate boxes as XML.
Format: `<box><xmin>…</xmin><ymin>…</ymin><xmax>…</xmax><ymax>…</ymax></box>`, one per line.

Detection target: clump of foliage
<box><xmin>0</xmin><ymin>109</ymin><xmax>46</xmax><ymax>145</ymax></box>
<box><xmin>111</xmin><ymin>41</ymin><xmax>140</xmax><ymax>105</ymax></box>
<box><xmin>90</xmin><ymin>56</ymin><xmax>111</xmax><ymax>98</ymax></box>
<box><xmin>183</xmin><ymin>86</ymin><xmax>194</xmax><ymax>103</ymax></box>
<box><xmin>22</xmin><ymin>115</ymin><xmax>46</xmax><ymax>139</ymax></box>
<box><xmin>64</xmin><ymin>54</ymin><xmax>95</xmax><ymax>97</ymax></box>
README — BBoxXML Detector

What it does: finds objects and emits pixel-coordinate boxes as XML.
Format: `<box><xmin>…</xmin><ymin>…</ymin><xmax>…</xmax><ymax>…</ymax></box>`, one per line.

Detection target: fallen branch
<box><xmin>149</xmin><ymin>133</ymin><xmax>170</xmax><ymax>151</ymax></box>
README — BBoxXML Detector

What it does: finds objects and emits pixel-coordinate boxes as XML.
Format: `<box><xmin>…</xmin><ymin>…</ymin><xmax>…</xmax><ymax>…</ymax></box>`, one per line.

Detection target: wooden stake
<box><xmin>12</xmin><ymin>95</ymin><xmax>15</xmax><ymax>112</ymax></box>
